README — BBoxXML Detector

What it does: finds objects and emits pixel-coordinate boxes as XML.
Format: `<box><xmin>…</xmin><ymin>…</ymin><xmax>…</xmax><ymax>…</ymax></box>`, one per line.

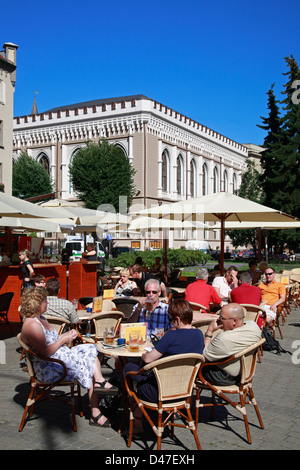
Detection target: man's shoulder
<box><xmin>212</xmin><ymin>275</ymin><xmax>223</xmax><ymax>285</ymax></box>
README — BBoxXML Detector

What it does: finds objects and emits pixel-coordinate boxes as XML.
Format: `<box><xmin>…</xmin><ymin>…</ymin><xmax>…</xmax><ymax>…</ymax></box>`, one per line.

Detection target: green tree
<box><xmin>257</xmin><ymin>55</ymin><xmax>300</xmax><ymax>250</ymax></box>
<box><xmin>226</xmin><ymin>159</ymin><xmax>264</xmax><ymax>252</ymax></box>
<box><xmin>257</xmin><ymin>83</ymin><xmax>282</xmax><ymax>208</ymax></box>
<box><xmin>69</xmin><ymin>139</ymin><xmax>136</xmax><ymax>211</ymax></box>
<box><xmin>270</xmin><ymin>56</ymin><xmax>300</xmax><ymax>219</ymax></box>
<box><xmin>12</xmin><ymin>151</ymin><xmax>53</xmax><ymax>199</ymax></box>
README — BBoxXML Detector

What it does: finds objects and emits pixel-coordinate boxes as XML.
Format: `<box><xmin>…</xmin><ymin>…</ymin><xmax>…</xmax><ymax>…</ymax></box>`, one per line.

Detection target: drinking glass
<box><xmin>129</xmin><ymin>332</ymin><xmax>140</xmax><ymax>353</ymax></box>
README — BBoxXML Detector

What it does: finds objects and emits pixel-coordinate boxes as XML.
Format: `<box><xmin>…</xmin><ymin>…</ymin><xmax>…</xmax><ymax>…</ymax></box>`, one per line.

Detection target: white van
<box><xmin>64</xmin><ymin>240</ymin><xmax>105</xmax><ymax>261</ymax></box>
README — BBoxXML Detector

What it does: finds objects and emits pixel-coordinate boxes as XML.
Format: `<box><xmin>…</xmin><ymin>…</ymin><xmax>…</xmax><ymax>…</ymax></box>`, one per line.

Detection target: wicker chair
<box><xmin>43</xmin><ymin>315</ymin><xmax>71</xmax><ymax>335</ymax></box>
<box><xmin>0</xmin><ymin>292</ymin><xmax>14</xmax><ymax>334</ymax></box>
<box><xmin>17</xmin><ymin>333</ymin><xmax>82</xmax><ymax>432</ymax></box>
<box><xmin>194</xmin><ymin>338</ymin><xmax>265</xmax><ymax>444</ymax></box>
<box><xmin>112</xmin><ymin>298</ymin><xmax>137</xmax><ymax>318</ymax></box>
<box><xmin>239</xmin><ymin>304</ymin><xmax>266</xmax><ymax>323</ymax></box>
<box><xmin>119</xmin><ymin>353</ymin><xmax>204</xmax><ymax>450</ymax></box>
<box><xmin>192</xmin><ymin>318</ymin><xmax>220</xmax><ymax>338</ymax></box>
<box><xmin>78</xmin><ymin>311</ymin><xmax>124</xmax><ymax>344</ymax></box>
<box><xmin>188</xmin><ymin>302</ymin><xmax>209</xmax><ymax>313</ymax></box>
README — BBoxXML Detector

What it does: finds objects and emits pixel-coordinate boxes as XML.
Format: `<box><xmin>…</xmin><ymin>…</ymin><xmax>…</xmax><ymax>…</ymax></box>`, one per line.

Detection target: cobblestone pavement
<box><xmin>0</xmin><ymin>304</ymin><xmax>299</xmax><ymax>453</ymax></box>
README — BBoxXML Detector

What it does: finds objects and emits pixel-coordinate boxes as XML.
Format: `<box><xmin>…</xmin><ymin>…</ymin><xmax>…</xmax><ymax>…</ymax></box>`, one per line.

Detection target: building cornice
<box><xmin>13</xmin><ymin>95</ymin><xmax>248</xmax><ymax>158</ymax></box>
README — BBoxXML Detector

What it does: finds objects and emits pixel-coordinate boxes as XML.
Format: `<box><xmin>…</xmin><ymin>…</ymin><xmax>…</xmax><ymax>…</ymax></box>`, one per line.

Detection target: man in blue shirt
<box><xmin>127</xmin><ymin>278</ymin><xmax>172</xmax><ymax>336</ymax></box>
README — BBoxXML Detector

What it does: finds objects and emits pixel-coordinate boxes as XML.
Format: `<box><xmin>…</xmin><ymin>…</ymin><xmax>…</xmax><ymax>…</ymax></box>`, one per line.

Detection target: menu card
<box><xmin>119</xmin><ymin>322</ymin><xmax>147</xmax><ymax>342</ymax></box>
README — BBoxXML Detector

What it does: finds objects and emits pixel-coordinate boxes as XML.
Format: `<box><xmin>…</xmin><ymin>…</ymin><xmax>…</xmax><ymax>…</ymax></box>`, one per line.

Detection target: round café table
<box><xmin>96</xmin><ymin>339</ymin><xmax>153</xmax><ymax>359</ymax></box>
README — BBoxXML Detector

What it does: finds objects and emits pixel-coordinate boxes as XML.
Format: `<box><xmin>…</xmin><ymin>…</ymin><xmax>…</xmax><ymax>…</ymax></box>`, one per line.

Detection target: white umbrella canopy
<box><xmin>0</xmin><ymin>217</ymin><xmax>61</xmax><ymax>233</ymax></box>
<box><xmin>0</xmin><ymin>192</ymin><xmax>64</xmax><ymax>218</ymax></box>
<box><xmin>132</xmin><ymin>192</ymin><xmax>300</xmax><ymax>274</ymax></box>
<box><xmin>128</xmin><ymin>216</ymin><xmax>211</xmax><ymax>232</ymax></box>
<box><xmin>212</xmin><ymin>221</ymin><xmax>300</xmax><ymax>230</ymax></box>
<box><xmin>134</xmin><ymin>192</ymin><xmax>299</xmax><ymax>223</ymax></box>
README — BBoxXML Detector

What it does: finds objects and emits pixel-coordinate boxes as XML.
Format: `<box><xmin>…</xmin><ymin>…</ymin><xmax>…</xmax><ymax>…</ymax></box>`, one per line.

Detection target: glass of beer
<box><xmin>145</xmin><ymin>298</ymin><xmax>154</xmax><ymax>312</ymax></box>
<box><xmin>105</xmin><ymin>328</ymin><xmax>115</xmax><ymax>345</ymax></box>
<box><xmin>129</xmin><ymin>332</ymin><xmax>140</xmax><ymax>353</ymax></box>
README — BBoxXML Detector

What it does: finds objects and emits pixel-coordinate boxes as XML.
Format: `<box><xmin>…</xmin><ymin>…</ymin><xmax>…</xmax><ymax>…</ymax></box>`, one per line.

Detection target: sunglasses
<box><xmin>145</xmin><ymin>290</ymin><xmax>158</xmax><ymax>294</ymax></box>
<box><xmin>265</xmin><ymin>272</ymin><xmax>274</xmax><ymax>276</ymax></box>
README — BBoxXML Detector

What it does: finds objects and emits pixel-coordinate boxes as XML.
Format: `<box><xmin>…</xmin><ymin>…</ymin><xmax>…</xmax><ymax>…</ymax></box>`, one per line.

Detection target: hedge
<box><xmin>108</xmin><ymin>248</ymin><xmax>211</xmax><ymax>270</ymax></box>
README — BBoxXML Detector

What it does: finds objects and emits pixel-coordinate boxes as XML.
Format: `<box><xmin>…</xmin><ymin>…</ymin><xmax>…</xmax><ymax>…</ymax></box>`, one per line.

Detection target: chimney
<box><xmin>3</xmin><ymin>42</ymin><xmax>18</xmax><ymax>65</ymax></box>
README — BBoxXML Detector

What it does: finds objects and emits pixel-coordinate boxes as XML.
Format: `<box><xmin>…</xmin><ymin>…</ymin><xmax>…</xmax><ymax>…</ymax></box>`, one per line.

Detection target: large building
<box><xmin>0</xmin><ymin>42</ymin><xmax>18</xmax><ymax>195</ymax></box>
<box><xmin>13</xmin><ymin>94</ymin><xmax>249</xmax><ymax>250</ymax></box>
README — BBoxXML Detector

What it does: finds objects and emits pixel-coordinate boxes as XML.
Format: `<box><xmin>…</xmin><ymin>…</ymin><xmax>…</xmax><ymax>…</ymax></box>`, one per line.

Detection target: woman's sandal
<box><xmin>93</xmin><ymin>380</ymin><xmax>119</xmax><ymax>395</ymax></box>
<box><xmin>89</xmin><ymin>412</ymin><xmax>111</xmax><ymax>428</ymax></box>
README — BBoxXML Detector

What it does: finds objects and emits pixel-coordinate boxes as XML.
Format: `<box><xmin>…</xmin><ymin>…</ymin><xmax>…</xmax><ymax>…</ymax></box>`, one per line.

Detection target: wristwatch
<box><xmin>204</xmin><ymin>333</ymin><xmax>213</xmax><ymax>338</ymax></box>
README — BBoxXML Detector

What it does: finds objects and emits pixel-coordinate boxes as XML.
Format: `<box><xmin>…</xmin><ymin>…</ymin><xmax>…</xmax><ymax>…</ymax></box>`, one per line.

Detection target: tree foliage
<box><xmin>12</xmin><ymin>151</ymin><xmax>53</xmax><ymax>199</ymax></box>
<box><xmin>69</xmin><ymin>139</ymin><xmax>136</xmax><ymax>211</ymax></box>
<box><xmin>226</xmin><ymin>160</ymin><xmax>264</xmax><ymax>251</ymax></box>
<box><xmin>257</xmin><ymin>55</ymin><xmax>300</xmax><ymax>250</ymax></box>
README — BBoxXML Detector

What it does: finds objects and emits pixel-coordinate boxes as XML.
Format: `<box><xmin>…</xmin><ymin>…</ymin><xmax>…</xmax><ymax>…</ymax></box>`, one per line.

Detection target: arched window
<box><xmin>202</xmin><ymin>163</ymin><xmax>208</xmax><ymax>195</ymax></box>
<box><xmin>190</xmin><ymin>159</ymin><xmax>196</xmax><ymax>197</ymax></box>
<box><xmin>69</xmin><ymin>148</ymin><xmax>80</xmax><ymax>193</ymax></box>
<box><xmin>37</xmin><ymin>152</ymin><xmax>50</xmax><ymax>174</ymax></box>
<box><xmin>223</xmin><ymin>169</ymin><xmax>228</xmax><ymax>192</ymax></box>
<box><xmin>213</xmin><ymin>167</ymin><xmax>219</xmax><ymax>193</ymax></box>
<box><xmin>232</xmin><ymin>173</ymin><xmax>237</xmax><ymax>193</ymax></box>
<box><xmin>177</xmin><ymin>155</ymin><xmax>183</xmax><ymax>195</ymax></box>
<box><xmin>161</xmin><ymin>150</ymin><xmax>169</xmax><ymax>192</ymax></box>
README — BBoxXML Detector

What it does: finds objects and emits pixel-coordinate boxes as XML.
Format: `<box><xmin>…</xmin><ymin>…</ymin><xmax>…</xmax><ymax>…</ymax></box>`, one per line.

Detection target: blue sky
<box><xmin>2</xmin><ymin>0</ymin><xmax>299</xmax><ymax>144</ymax></box>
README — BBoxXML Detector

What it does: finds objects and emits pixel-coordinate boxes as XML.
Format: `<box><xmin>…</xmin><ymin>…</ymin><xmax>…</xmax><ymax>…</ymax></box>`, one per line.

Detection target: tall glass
<box><xmin>129</xmin><ymin>332</ymin><xmax>140</xmax><ymax>353</ymax></box>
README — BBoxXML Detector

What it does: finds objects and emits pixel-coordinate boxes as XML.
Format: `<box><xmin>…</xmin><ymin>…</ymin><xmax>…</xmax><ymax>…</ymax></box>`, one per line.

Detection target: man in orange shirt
<box><xmin>258</xmin><ymin>267</ymin><xmax>285</xmax><ymax>325</ymax></box>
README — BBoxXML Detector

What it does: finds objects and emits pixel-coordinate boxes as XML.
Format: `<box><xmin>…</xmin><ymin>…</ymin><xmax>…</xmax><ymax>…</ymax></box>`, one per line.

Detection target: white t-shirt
<box><xmin>212</xmin><ymin>275</ymin><xmax>234</xmax><ymax>304</ymax></box>
<box><xmin>203</xmin><ymin>321</ymin><xmax>262</xmax><ymax>377</ymax></box>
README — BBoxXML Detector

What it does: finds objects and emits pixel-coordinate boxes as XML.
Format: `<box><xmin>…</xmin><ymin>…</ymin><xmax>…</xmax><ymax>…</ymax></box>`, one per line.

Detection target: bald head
<box><xmin>221</xmin><ymin>303</ymin><xmax>245</xmax><ymax>327</ymax></box>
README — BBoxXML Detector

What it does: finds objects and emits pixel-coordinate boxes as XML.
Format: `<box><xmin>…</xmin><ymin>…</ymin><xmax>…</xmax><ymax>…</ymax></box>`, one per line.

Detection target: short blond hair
<box><xmin>119</xmin><ymin>268</ymin><xmax>130</xmax><ymax>277</ymax></box>
<box><xmin>20</xmin><ymin>287</ymin><xmax>47</xmax><ymax>318</ymax></box>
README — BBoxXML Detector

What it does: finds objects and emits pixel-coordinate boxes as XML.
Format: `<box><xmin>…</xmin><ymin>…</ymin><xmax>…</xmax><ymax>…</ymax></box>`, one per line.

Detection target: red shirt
<box><xmin>184</xmin><ymin>279</ymin><xmax>222</xmax><ymax>310</ymax></box>
<box><xmin>230</xmin><ymin>284</ymin><xmax>262</xmax><ymax>306</ymax></box>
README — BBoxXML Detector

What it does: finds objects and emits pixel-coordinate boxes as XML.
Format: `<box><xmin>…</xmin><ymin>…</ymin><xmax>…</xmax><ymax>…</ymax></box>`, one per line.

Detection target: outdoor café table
<box><xmin>96</xmin><ymin>339</ymin><xmax>153</xmax><ymax>363</ymax></box>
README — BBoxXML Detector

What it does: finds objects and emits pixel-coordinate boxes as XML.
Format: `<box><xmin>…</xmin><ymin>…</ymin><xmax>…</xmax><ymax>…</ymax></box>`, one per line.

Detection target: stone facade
<box><xmin>0</xmin><ymin>42</ymin><xmax>18</xmax><ymax>195</ymax></box>
<box><xmin>13</xmin><ymin>94</ymin><xmax>248</xmax><ymax>250</ymax></box>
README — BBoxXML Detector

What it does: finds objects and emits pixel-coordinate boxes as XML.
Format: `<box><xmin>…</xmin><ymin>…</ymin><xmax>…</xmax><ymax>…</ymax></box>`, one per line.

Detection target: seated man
<box><xmin>212</xmin><ymin>266</ymin><xmax>239</xmax><ymax>305</ymax></box>
<box><xmin>184</xmin><ymin>267</ymin><xmax>221</xmax><ymax>311</ymax></box>
<box><xmin>202</xmin><ymin>303</ymin><xmax>262</xmax><ymax>385</ymax></box>
<box><xmin>230</xmin><ymin>272</ymin><xmax>262</xmax><ymax>305</ymax></box>
<box><xmin>127</xmin><ymin>278</ymin><xmax>172</xmax><ymax>336</ymax></box>
<box><xmin>124</xmin><ymin>299</ymin><xmax>204</xmax><ymax>403</ymax></box>
<box><xmin>247</xmin><ymin>259</ymin><xmax>260</xmax><ymax>284</ymax></box>
<box><xmin>258</xmin><ymin>267</ymin><xmax>286</xmax><ymax>325</ymax></box>
<box><xmin>129</xmin><ymin>264</ymin><xmax>168</xmax><ymax>298</ymax></box>
<box><xmin>45</xmin><ymin>277</ymin><xmax>79</xmax><ymax>325</ymax></box>
<box><xmin>150</xmin><ymin>257</ymin><xmax>162</xmax><ymax>272</ymax></box>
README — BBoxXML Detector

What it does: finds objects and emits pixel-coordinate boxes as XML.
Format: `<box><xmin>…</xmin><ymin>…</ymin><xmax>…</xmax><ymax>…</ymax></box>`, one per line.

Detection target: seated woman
<box><xmin>20</xmin><ymin>286</ymin><xmax>118</xmax><ymax>428</ymax></box>
<box><xmin>113</xmin><ymin>268</ymin><xmax>138</xmax><ymax>297</ymax></box>
<box><xmin>123</xmin><ymin>299</ymin><xmax>204</xmax><ymax>403</ymax></box>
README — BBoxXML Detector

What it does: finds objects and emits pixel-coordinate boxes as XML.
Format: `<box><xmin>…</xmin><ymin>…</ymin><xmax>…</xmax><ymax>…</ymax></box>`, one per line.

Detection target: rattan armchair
<box><xmin>119</xmin><ymin>353</ymin><xmax>204</xmax><ymax>450</ymax></box>
<box><xmin>17</xmin><ymin>333</ymin><xmax>82</xmax><ymax>432</ymax></box>
<box><xmin>194</xmin><ymin>338</ymin><xmax>265</xmax><ymax>444</ymax></box>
